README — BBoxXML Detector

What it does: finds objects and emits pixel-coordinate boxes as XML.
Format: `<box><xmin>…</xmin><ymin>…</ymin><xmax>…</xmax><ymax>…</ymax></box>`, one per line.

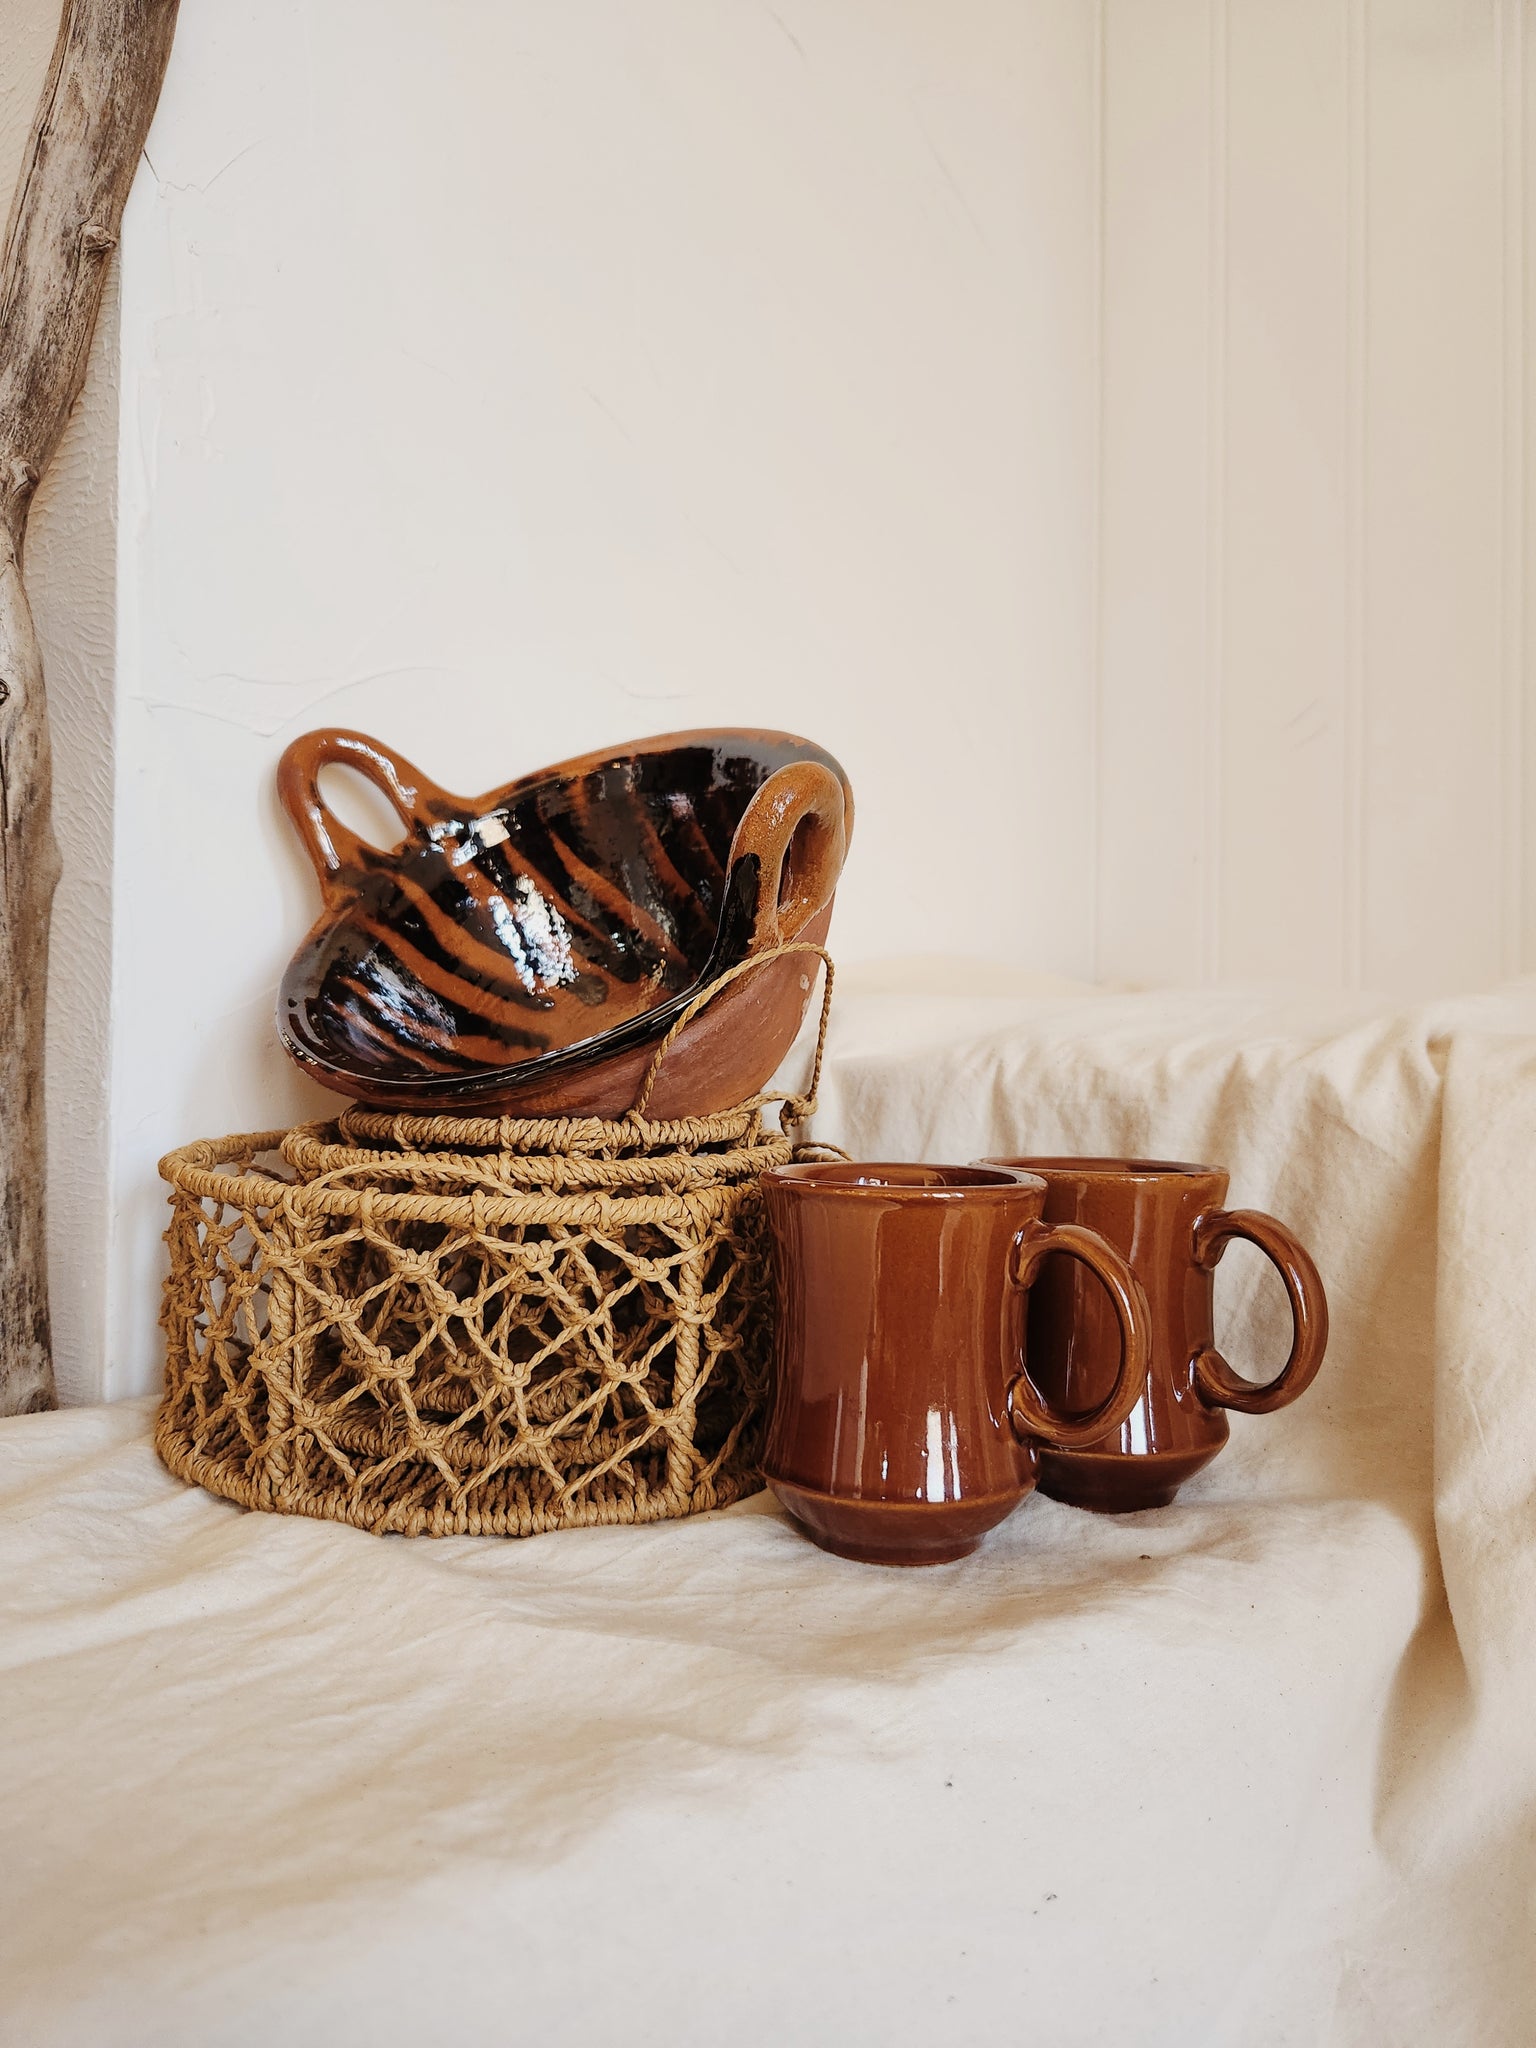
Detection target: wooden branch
<box><xmin>0</xmin><ymin>0</ymin><xmax>179</xmax><ymax>1414</ymax></box>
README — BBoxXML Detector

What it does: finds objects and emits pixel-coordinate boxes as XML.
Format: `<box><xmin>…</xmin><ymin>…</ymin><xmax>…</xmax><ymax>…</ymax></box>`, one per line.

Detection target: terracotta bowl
<box><xmin>276</xmin><ymin>726</ymin><xmax>852</xmax><ymax>1119</ymax></box>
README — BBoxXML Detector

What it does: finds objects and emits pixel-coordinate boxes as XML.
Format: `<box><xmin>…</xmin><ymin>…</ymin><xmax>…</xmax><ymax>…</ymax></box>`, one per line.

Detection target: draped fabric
<box><xmin>3</xmin><ymin>973</ymin><xmax>1533</xmax><ymax>2044</ymax></box>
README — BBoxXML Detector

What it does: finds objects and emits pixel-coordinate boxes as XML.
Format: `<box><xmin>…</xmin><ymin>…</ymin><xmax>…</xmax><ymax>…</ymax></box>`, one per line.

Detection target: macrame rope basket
<box><xmin>155</xmin><ymin>947</ymin><xmax>834</xmax><ymax>1538</ymax></box>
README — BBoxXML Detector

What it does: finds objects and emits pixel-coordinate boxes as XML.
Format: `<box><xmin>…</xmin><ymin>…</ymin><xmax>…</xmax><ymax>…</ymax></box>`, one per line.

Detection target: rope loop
<box><xmin>626</xmin><ymin>942</ymin><xmax>835</xmax><ymax>1128</ymax></box>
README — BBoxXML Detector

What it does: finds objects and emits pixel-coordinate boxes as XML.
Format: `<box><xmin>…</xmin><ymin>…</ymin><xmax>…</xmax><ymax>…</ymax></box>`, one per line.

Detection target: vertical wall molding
<box><xmin>1089</xmin><ymin>0</ymin><xmax>1107</xmax><ymax>983</ymax></box>
<box><xmin>1343</xmin><ymin>0</ymin><xmax>1368</xmax><ymax>990</ymax></box>
<box><xmin>1201</xmin><ymin>0</ymin><xmax>1228</xmax><ymax>980</ymax></box>
<box><xmin>1499</xmin><ymin>0</ymin><xmax>1526</xmax><ymax>975</ymax></box>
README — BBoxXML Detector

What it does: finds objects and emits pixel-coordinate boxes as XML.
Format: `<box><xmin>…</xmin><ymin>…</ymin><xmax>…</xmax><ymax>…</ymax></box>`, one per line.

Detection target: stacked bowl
<box><xmin>276</xmin><ymin>726</ymin><xmax>853</xmax><ymax>1120</ymax></box>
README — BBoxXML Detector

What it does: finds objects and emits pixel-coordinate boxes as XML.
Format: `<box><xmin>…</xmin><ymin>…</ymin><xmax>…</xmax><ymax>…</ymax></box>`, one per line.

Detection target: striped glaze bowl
<box><xmin>275</xmin><ymin>726</ymin><xmax>851</xmax><ymax>1119</ymax></box>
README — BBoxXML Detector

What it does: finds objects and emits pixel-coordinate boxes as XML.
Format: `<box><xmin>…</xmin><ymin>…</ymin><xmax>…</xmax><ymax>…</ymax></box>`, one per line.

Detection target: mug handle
<box><xmin>1005</xmin><ymin>1223</ymin><xmax>1152</xmax><ymax>1449</ymax></box>
<box><xmin>727</xmin><ymin>761</ymin><xmax>847</xmax><ymax>953</ymax></box>
<box><xmin>277</xmin><ymin>728</ymin><xmax>458</xmax><ymax>909</ymax></box>
<box><xmin>1190</xmin><ymin>1210</ymin><xmax>1329</xmax><ymax>1415</ymax></box>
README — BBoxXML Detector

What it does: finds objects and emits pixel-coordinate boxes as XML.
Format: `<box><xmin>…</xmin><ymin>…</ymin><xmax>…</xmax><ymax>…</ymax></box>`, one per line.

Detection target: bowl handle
<box><xmin>728</xmin><ymin>761</ymin><xmax>847</xmax><ymax>953</ymax></box>
<box><xmin>277</xmin><ymin>728</ymin><xmax>458</xmax><ymax>908</ymax></box>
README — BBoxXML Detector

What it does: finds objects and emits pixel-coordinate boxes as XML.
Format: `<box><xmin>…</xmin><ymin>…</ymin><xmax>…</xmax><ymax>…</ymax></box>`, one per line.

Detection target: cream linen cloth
<box><xmin>3</xmin><ymin>974</ymin><xmax>1534</xmax><ymax>2046</ymax></box>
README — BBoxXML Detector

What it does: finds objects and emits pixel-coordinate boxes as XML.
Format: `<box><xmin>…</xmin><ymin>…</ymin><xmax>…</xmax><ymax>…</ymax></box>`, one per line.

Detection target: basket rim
<box><xmin>334</xmin><ymin>1103</ymin><xmax>768</xmax><ymax>1154</ymax></box>
<box><xmin>280</xmin><ymin>1126</ymin><xmax>793</xmax><ymax>1194</ymax></box>
<box><xmin>158</xmin><ymin>1129</ymin><xmax>792</xmax><ymax>1227</ymax></box>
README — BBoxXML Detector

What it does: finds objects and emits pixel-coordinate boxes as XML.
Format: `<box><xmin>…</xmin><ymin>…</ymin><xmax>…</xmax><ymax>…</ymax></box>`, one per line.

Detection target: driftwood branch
<box><xmin>0</xmin><ymin>0</ymin><xmax>179</xmax><ymax>1414</ymax></box>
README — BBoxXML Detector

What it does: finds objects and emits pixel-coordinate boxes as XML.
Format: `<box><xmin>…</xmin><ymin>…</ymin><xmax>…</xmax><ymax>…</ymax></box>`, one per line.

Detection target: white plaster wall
<box><xmin>104</xmin><ymin>0</ymin><xmax>1101</xmax><ymax>1396</ymax></box>
<box><xmin>8</xmin><ymin>0</ymin><xmax>1534</xmax><ymax>1398</ymax></box>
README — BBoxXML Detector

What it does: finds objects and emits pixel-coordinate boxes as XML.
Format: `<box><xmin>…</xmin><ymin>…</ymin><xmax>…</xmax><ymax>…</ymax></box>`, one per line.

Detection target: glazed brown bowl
<box><xmin>276</xmin><ymin>726</ymin><xmax>852</xmax><ymax>1119</ymax></box>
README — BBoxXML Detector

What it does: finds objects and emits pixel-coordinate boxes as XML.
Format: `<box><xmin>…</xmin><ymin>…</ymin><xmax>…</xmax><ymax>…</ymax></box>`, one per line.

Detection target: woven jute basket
<box><xmin>155</xmin><ymin>949</ymin><xmax>834</xmax><ymax>1538</ymax></box>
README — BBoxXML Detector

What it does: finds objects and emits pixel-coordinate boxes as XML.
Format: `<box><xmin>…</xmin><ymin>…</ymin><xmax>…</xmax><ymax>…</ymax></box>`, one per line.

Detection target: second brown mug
<box><xmin>978</xmin><ymin>1158</ymin><xmax>1329</xmax><ymax>1512</ymax></box>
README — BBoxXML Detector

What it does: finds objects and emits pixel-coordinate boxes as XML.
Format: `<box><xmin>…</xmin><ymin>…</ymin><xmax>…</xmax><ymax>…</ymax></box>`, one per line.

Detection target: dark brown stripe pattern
<box><xmin>280</xmin><ymin>732</ymin><xmax>845</xmax><ymax>1093</ymax></box>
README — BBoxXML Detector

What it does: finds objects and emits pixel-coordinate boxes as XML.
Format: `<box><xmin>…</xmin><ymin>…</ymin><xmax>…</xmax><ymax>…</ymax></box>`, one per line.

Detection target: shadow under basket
<box><xmin>155</xmin><ymin>1101</ymin><xmax>793</xmax><ymax>1537</ymax></box>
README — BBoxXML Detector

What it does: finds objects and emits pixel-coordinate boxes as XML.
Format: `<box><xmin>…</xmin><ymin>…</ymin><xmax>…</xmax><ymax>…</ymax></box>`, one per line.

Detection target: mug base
<box><xmin>766</xmin><ymin>1478</ymin><xmax>1027</xmax><ymax>1566</ymax></box>
<box><xmin>1036</xmin><ymin>1444</ymin><xmax>1220</xmax><ymax>1515</ymax></box>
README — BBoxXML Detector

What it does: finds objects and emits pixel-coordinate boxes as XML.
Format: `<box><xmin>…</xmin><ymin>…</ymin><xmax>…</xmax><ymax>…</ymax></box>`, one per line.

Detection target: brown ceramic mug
<box><xmin>977</xmin><ymin>1159</ymin><xmax>1329</xmax><ymax>1512</ymax></box>
<box><xmin>759</xmin><ymin>1163</ymin><xmax>1152</xmax><ymax>1565</ymax></box>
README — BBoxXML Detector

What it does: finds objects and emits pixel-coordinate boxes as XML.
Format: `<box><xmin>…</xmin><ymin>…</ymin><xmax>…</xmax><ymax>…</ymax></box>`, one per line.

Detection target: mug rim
<box><xmin>763</xmin><ymin>1161</ymin><xmax>1047</xmax><ymax>1201</ymax></box>
<box><xmin>978</xmin><ymin>1155</ymin><xmax>1224</xmax><ymax>1182</ymax></box>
